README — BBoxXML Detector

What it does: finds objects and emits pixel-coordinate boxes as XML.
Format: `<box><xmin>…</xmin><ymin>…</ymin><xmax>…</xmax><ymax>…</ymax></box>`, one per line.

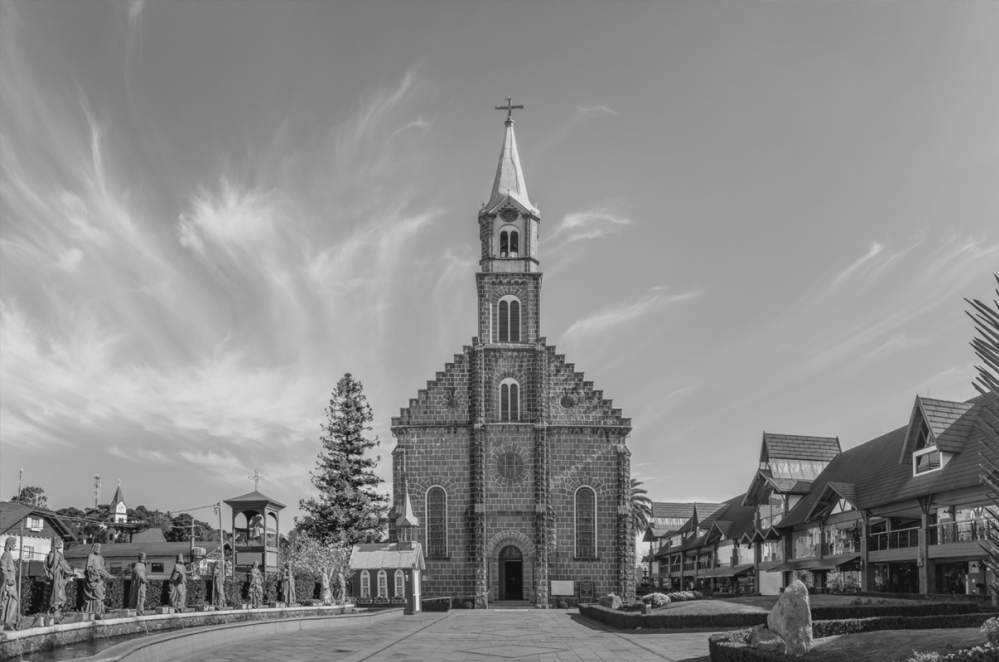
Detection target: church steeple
<box><xmin>484</xmin><ymin>102</ymin><xmax>537</xmax><ymax>215</ymax></box>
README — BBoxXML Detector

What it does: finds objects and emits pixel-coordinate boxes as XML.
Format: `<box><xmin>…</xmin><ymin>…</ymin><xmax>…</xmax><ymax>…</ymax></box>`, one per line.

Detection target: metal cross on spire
<box><xmin>248</xmin><ymin>469</ymin><xmax>265</xmax><ymax>491</ymax></box>
<box><xmin>495</xmin><ymin>97</ymin><xmax>524</xmax><ymax>122</ymax></box>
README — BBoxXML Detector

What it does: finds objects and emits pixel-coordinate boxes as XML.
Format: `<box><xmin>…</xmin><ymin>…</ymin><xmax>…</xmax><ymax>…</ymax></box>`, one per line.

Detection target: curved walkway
<box><xmin>172</xmin><ymin>609</ymin><xmax>713</xmax><ymax>662</ymax></box>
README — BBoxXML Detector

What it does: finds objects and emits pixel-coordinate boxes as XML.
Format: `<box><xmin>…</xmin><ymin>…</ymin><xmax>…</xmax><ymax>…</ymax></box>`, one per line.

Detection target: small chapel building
<box><xmin>390</xmin><ymin>105</ymin><xmax>635</xmax><ymax>608</ymax></box>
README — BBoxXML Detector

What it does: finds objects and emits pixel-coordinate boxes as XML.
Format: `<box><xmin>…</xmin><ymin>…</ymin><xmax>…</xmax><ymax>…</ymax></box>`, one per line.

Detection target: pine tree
<box><xmin>297</xmin><ymin>373</ymin><xmax>388</xmax><ymax>545</ymax></box>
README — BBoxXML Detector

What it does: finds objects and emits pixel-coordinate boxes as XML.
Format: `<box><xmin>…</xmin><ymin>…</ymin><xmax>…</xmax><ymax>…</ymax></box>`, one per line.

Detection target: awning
<box><xmin>698</xmin><ymin>563</ymin><xmax>755</xmax><ymax>578</ymax></box>
<box><xmin>808</xmin><ymin>554</ymin><xmax>861</xmax><ymax>571</ymax></box>
<box><xmin>768</xmin><ymin>559</ymin><xmax>816</xmax><ymax>573</ymax></box>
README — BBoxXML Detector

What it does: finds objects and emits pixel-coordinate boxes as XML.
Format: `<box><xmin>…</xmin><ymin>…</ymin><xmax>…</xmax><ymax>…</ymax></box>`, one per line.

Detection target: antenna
<box><xmin>93</xmin><ymin>474</ymin><xmax>102</xmax><ymax>509</ymax></box>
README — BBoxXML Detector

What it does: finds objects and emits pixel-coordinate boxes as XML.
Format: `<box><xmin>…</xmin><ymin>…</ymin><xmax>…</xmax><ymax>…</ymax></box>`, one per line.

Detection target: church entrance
<box><xmin>498</xmin><ymin>545</ymin><xmax>524</xmax><ymax>600</ymax></box>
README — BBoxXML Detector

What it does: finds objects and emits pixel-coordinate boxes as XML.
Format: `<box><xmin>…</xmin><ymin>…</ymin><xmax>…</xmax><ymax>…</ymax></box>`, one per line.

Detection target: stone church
<box><xmin>389</xmin><ymin>106</ymin><xmax>634</xmax><ymax>607</ymax></box>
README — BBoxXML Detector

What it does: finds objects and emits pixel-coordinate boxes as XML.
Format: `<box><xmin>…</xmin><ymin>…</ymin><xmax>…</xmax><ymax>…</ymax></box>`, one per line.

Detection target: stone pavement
<box><xmin>173</xmin><ymin>609</ymin><xmax>714</xmax><ymax>662</ymax></box>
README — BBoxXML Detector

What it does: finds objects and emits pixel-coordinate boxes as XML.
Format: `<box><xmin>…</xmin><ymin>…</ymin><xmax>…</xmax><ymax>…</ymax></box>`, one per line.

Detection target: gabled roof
<box><xmin>0</xmin><ymin>502</ymin><xmax>78</xmax><ymax>541</ymax></box>
<box><xmin>675</xmin><ymin>502</ymin><xmax>726</xmax><ymax>534</ymax></box>
<box><xmin>651</xmin><ymin>503</ymin><xmax>699</xmax><ymax>519</ymax></box>
<box><xmin>742</xmin><ymin>469</ymin><xmax>813</xmax><ymax>506</ymax></box>
<box><xmin>481</xmin><ymin>117</ymin><xmax>538</xmax><ymax>216</ymax></box>
<box><xmin>899</xmin><ymin>396</ymin><xmax>978</xmax><ymax>461</ymax></box>
<box><xmin>350</xmin><ymin>542</ymin><xmax>426</xmax><ymax>571</ymax></box>
<box><xmin>699</xmin><ymin>493</ymin><xmax>758</xmax><ymax>543</ymax></box>
<box><xmin>111</xmin><ymin>485</ymin><xmax>125</xmax><ymax>507</ymax></box>
<box><xmin>804</xmin><ymin>481</ymin><xmax>858</xmax><ymax>523</ymax></box>
<box><xmin>760</xmin><ymin>433</ymin><xmax>841</xmax><ymax>463</ymax></box>
<box><xmin>64</xmin><ymin>540</ymin><xmax>221</xmax><ymax>560</ymax></box>
<box><xmin>781</xmin><ymin>393</ymin><xmax>993</xmax><ymax>528</ymax></box>
<box><xmin>130</xmin><ymin>528</ymin><xmax>166</xmax><ymax>543</ymax></box>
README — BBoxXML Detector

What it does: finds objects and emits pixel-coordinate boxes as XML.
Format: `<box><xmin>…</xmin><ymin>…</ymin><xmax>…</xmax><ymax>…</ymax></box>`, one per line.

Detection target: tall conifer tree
<box><xmin>298</xmin><ymin>373</ymin><xmax>388</xmax><ymax>545</ymax></box>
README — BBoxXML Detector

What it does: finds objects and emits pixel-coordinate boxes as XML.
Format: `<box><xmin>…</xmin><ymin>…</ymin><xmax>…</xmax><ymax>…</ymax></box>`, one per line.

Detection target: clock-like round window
<box><xmin>500</xmin><ymin>209</ymin><xmax>519</xmax><ymax>222</ymax></box>
<box><xmin>497</xmin><ymin>451</ymin><xmax>524</xmax><ymax>481</ymax></box>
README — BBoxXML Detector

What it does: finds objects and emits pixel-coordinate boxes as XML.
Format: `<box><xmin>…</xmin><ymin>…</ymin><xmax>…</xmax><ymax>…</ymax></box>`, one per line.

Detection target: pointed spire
<box><xmin>396</xmin><ymin>485</ymin><xmax>419</xmax><ymax>530</ymax></box>
<box><xmin>483</xmin><ymin>107</ymin><xmax>538</xmax><ymax>215</ymax></box>
<box><xmin>111</xmin><ymin>482</ymin><xmax>125</xmax><ymax>506</ymax></box>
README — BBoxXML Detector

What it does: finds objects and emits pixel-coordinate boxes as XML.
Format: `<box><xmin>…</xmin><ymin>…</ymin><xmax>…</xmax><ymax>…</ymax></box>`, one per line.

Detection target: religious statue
<box><xmin>43</xmin><ymin>538</ymin><xmax>73</xmax><ymax>615</ymax></box>
<box><xmin>1</xmin><ymin>538</ymin><xmax>19</xmax><ymax>628</ymax></box>
<box><xmin>211</xmin><ymin>560</ymin><xmax>225</xmax><ymax>608</ymax></box>
<box><xmin>320</xmin><ymin>569</ymin><xmax>332</xmax><ymax>605</ymax></box>
<box><xmin>82</xmin><ymin>543</ymin><xmax>110</xmax><ymax>615</ymax></box>
<box><xmin>128</xmin><ymin>553</ymin><xmax>149</xmax><ymax>615</ymax></box>
<box><xmin>280</xmin><ymin>564</ymin><xmax>295</xmax><ymax>605</ymax></box>
<box><xmin>168</xmin><ymin>555</ymin><xmax>187</xmax><ymax>610</ymax></box>
<box><xmin>248</xmin><ymin>561</ymin><xmax>264</xmax><ymax>608</ymax></box>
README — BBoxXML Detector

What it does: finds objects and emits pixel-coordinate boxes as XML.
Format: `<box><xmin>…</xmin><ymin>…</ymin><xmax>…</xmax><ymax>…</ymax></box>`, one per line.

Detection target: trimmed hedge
<box><xmin>422</xmin><ymin>596</ymin><xmax>451</xmax><ymax>612</ymax></box>
<box><xmin>580</xmin><ymin>602</ymin><xmax>994</xmax><ymax>632</ymax></box>
<box><xmin>708</xmin><ymin>614</ymin><xmax>999</xmax><ymax>662</ymax></box>
<box><xmin>18</xmin><ymin>573</ymin><xmax>322</xmax><ymax>616</ymax></box>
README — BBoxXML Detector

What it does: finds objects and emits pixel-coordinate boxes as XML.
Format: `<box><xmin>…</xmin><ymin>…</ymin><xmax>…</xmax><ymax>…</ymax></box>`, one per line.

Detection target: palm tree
<box><xmin>970</xmin><ymin>275</ymin><xmax>999</xmax><ymax>601</ymax></box>
<box><xmin>630</xmin><ymin>478</ymin><xmax>653</xmax><ymax>534</ymax></box>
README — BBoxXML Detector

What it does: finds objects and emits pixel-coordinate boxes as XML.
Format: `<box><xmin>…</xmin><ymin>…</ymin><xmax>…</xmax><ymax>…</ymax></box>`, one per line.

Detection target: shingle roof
<box><xmin>0</xmin><ymin>502</ymin><xmax>77</xmax><ymax>540</ymax></box>
<box><xmin>350</xmin><ymin>542</ymin><xmax>425</xmax><ymax>571</ymax></box>
<box><xmin>651</xmin><ymin>503</ymin><xmax>698</xmax><ymax>519</ymax></box>
<box><xmin>699</xmin><ymin>493</ymin><xmax>758</xmax><ymax>542</ymax></box>
<box><xmin>130</xmin><ymin>528</ymin><xmax>166</xmax><ymax>543</ymax></box>
<box><xmin>913</xmin><ymin>397</ymin><xmax>978</xmax><ymax>454</ymax></box>
<box><xmin>761</xmin><ymin>433</ymin><xmax>841</xmax><ymax>463</ymax></box>
<box><xmin>222</xmin><ymin>491</ymin><xmax>286</xmax><ymax>509</ymax></box>
<box><xmin>781</xmin><ymin>394</ymin><xmax>993</xmax><ymax>529</ymax></box>
<box><xmin>64</xmin><ymin>540</ymin><xmax>221</xmax><ymax>560</ymax></box>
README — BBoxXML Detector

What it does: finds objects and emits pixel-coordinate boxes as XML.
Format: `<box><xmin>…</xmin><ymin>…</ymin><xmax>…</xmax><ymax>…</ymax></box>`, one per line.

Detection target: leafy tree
<box><xmin>970</xmin><ymin>275</ymin><xmax>999</xmax><ymax>602</ymax></box>
<box><xmin>166</xmin><ymin>512</ymin><xmax>216</xmax><ymax>542</ymax></box>
<box><xmin>297</xmin><ymin>373</ymin><xmax>388</xmax><ymax>545</ymax></box>
<box><xmin>630</xmin><ymin>478</ymin><xmax>653</xmax><ymax>535</ymax></box>
<box><xmin>285</xmin><ymin>530</ymin><xmax>352</xmax><ymax>605</ymax></box>
<box><xmin>12</xmin><ymin>486</ymin><xmax>47</xmax><ymax>509</ymax></box>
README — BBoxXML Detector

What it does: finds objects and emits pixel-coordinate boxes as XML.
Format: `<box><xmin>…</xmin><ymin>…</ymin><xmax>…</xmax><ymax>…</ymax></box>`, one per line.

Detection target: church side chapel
<box><xmin>389</xmin><ymin>101</ymin><xmax>635</xmax><ymax>608</ymax></box>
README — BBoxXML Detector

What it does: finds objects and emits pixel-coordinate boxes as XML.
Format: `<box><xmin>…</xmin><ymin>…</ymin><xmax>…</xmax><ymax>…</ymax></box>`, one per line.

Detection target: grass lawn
<box><xmin>808</xmin><ymin>627</ymin><xmax>988</xmax><ymax>662</ymax></box>
<box><xmin>659</xmin><ymin>593</ymin><xmax>926</xmax><ymax>615</ymax></box>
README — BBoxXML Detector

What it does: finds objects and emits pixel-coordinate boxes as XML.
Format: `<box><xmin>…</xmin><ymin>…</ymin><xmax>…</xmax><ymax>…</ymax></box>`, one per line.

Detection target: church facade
<box><xmin>389</xmin><ymin>109</ymin><xmax>634</xmax><ymax>607</ymax></box>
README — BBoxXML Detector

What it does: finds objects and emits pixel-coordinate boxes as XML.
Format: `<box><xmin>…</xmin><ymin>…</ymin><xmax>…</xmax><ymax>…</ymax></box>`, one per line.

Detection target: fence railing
<box><xmin>867</xmin><ymin>528</ymin><xmax>919</xmax><ymax>551</ymax></box>
<box><xmin>823</xmin><ymin>539</ymin><xmax>861</xmax><ymax>556</ymax></box>
<box><xmin>928</xmin><ymin>519</ymin><xmax>991</xmax><ymax>545</ymax></box>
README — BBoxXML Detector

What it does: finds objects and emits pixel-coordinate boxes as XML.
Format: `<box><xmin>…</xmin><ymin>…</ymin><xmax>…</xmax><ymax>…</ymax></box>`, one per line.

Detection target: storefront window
<box><xmin>793</xmin><ymin>527</ymin><xmax>820</xmax><ymax>559</ymax></box>
<box><xmin>823</xmin><ymin>520</ymin><xmax>861</xmax><ymax>555</ymax></box>
<box><xmin>761</xmin><ymin>541</ymin><xmax>783</xmax><ymax>563</ymax></box>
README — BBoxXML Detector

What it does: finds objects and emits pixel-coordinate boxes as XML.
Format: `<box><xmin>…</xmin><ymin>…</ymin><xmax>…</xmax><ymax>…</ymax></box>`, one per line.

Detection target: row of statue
<box><xmin>0</xmin><ymin>538</ymin><xmax>306</xmax><ymax>627</ymax></box>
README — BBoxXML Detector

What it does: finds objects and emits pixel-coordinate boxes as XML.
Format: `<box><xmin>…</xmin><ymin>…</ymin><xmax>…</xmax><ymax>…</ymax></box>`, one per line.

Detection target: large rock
<box><xmin>748</xmin><ymin>624</ymin><xmax>787</xmax><ymax>654</ymax></box>
<box><xmin>598</xmin><ymin>594</ymin><xmax>622</xmax><ymax>610</ymax></box>
<box><xmin>767</xmin><ymin>580</ymin><xmax>813</xmax><ymax>655</ymax></box>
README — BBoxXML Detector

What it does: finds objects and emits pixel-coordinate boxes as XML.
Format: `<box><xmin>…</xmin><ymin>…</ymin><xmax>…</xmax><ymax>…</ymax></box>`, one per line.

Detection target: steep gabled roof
<box><xmin>700</xmin><ymin>493</ymin><xmax>758</xmax><ymax>543</ymax></box>
<box><xmin>481</xmin><ymin>117</ymin><xmax>538</xmax><ymax>216</ymax></box>
<box><xmin>0</xmin><ymin>502</ymin><xmax>78</xmax><ymax>541</ymax></box>
<box><xmin>899</xmin><ymin>396</ymin><xmax>978</xmax><ymax>461</ymax></box>
<box><xmin>743</xmin><ymin>468</ymin><xmax>813</xmax><ymax>506</ymax></box>
<box><xmin>760</xmin><ymin>433</ymin><xmax>841</xmax><ymax>463</ymax></box>
<box><xmin>111</xmin><ymin>485</ymin><xmax>125</xmax><ymax>507</ymax></box>
<box><xmin>804</xmin><ymin>481</ymin><xmax>858</xmax><ymax>523</ymax></box>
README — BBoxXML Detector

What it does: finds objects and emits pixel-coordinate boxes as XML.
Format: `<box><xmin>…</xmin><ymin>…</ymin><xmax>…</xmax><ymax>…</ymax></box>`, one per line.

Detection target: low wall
<box><xmin>0</xmin><ymin>604</ymin><xmax>389</xmax><ymax>661</ymax></box>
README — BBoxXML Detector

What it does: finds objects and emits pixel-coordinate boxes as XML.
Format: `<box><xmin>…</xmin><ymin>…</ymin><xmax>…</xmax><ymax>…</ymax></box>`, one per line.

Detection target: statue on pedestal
<box><xmin>82</xmin><ymin>543</ymin><xmax>110</xmax><ymax>615</ymax></box>
<box><xmin>248</xmin><ymin>561</ymin><xmax>264</xmax><ymax>608</ymax></box>
<box><xmin>0</xmin><ymin>538</ymin><xmax>19</xmax><ymax>628</ymax></box>
<box><xmin>280</xmin><ymin>565</ymin><xmax>295</xmax><ymax>605</ymax></box>
<box><xmin>168</xmin><ymin>555</ymin><xmax>187</xmax><ymax>610</ymax></box>
<box><xmin>128</xmin><ymin>553</ymin><xmax>148</xmax><ymax>615</ymax></box>
<box><xmin>320</xmin><ymin>570</ymin><xmax>332</xmax><ymax>605</ymax></box>
<box><xmin>44</xmin><ymin>538</ymin><xmax>73</xmax><ymax>615</ymax></box>
<box><xmin>211</xmin><ymin>560</ymin><xmax>225</xmax><ymax>608</ymax></box>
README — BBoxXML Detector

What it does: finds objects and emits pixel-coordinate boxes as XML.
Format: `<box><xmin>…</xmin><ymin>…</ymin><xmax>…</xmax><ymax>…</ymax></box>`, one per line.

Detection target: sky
<box><xmin>1</xmin><ymin>1</ymin><xmax>998</xmax><ymax>529</ymax></box>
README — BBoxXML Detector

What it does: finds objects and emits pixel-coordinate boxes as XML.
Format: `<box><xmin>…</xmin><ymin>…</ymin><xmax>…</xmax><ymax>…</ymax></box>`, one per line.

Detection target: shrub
<box><xmin>422</xmin><ymin>596</ymin><xmax>451</xmax><ymax>612</ymax></box>
<box><xmin>558</xmin><ymin>601</ymin><xmax>568</xmax><ymax>609</ymax></box>
<box><xmin>641</xmin><ymin>592</ymin><xmax>671</xmax><ymax>608</ymax></box>
<box><xmin>462</xmin><ymin>601</ymin><xmax>473</xmax><ymax>609</ymax></box>
<box><xmin>898</xmin><ymin>644</ymin><xmax>999</xmax><ymax>662</ymax></box>
<box><xmin>984</xmin><ymin>617</ymin><xmax>999</xmax><ymax>646</ymax></box>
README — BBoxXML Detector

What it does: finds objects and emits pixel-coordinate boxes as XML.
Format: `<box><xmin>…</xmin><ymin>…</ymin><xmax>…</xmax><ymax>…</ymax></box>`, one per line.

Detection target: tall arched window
<box><xmin>394</xmin><ymin>569</ymin><xmax>405</xmax><ymax>598</ymax></box>
<box><xmin>496</xmin><ymin>296</ymin><xmax>521</xmax><ymax>342</ymax></box>
<box><xmin>377</xmin><ymin>570</ymin><xmax>388</xmax><ymax>598</ymax></box>
<box><xmin>427</xmin><ymin>487</ymin><xmax>447</xmax><ymax>558</ymax></box>
<box><xmin>509</xmin><ymin>229</ymin><xmax>519</xmax><ymax>257</ymax></box>
<box><xmin>500</xmin><ymin>378</ymin><xmax>520</xmax><ymax>421</ymax></box>
<box><xmin>575</xmin><ymin>486</ymin><xmax>596</xmax><ymax>559</ymax></box>
<box><xmin>498</xmin><ymin>226</ymin><xmax>520</xmax><ymax>258</ymax></box>
<box><xmin>360</xmin><ymin>570</ymin><xmax>371</xmax><ymax>598</ymax></box>
<box><xmin>500</xmin><ymin>230</ymin><xmax>509</xmax><ymax>257</ymax></box>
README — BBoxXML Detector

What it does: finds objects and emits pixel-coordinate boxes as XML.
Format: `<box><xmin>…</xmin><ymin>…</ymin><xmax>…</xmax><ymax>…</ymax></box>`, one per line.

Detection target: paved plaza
<box><xmin>174</xmin><ymin>609</ymin><xmax>713</xmax><ymax>662</ymax></box>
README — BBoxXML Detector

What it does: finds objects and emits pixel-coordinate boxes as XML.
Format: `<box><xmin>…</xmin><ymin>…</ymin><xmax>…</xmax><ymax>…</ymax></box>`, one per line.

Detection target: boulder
<box><xmin>767</xmin><ymin>580</ymin><xmax>813</xmax><ymax>655</ymax></box>
<box><xmin>748</xmin><ymin>624</ymin><xmax>787</xmax><ymax>654</ymax></box>
<box><xmin>598</xmin><ymin>594</ymin><xmax>622</xmax><ymax>610</ymax></box>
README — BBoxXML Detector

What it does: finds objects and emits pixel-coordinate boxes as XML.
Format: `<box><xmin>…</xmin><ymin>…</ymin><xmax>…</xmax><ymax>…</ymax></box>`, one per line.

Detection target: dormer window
<box><xmin>914</xmin><ymin>447</ymin><xmax>942</xmax><ymax>475</ymax></box>
<box><xmin>914</xmin><ymin>419</ymin><xmax>933</xmax><ymax>451</ymax></box>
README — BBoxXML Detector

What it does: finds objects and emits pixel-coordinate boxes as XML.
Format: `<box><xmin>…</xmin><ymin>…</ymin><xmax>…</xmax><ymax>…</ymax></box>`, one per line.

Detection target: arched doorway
<box><xmin>498</xmin><ymin>545</ymin><xmax>523</xmax><ymax>600</ymax></box>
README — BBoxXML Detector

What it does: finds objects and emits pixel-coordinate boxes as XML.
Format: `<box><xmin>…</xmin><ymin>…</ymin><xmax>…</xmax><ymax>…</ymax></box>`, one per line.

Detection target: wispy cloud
<box><xmin>549</xmin><ymin>206</ymin><xmax>633</xmax><ymax>246</ymax></box>
<box><xmin>533</xmin><ymin>103</ymin><xmax>618</xmax><ymax>164</ymax></box>
<box><xmin>562</xmin><ymin>287</ymin><xmax>700</xmax><ymax>345</ymax></box>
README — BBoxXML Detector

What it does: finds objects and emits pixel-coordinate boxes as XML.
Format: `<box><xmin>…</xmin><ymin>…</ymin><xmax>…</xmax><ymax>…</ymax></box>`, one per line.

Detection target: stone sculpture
<box><xmin>0</xmin><ymin>538</ymin><xmax>18</xmax><ymax>628</ymax></box>
<box><xmin>82</xmin><ymin>543</ymin><xmax>110</xmax><ymax>615</ymax></box>
<box><xmin>767</xmin><ymin>579</ymin><xmax>813</xmax><ymax>655</ymax></box>
<box><xmin>597</xmin><ymin>594</ymin><xmax>622</xmax><ymax>609</ymax></box>
<box><xmin>748</xmin><ymin>624</ymin><xmax>787</xmax><ymax>654</ymax></box>
<box><xmin>320</xmin><ymin>570</ymin><xmax>332</xmax><ymax>605</ymax></box>
<box><xmin>43</xmin><ymin>538</ymin><xmax>73</xmax><ymax>615</ymax></box>
<box><xmin>168</xmin><ymin>555</ymin><xmax>187</xmax><ymax>610</ymax></box>
<box><xmin>212</xmin><ymin>560</ymin><xmax>225</xmax><ymax>608</ymax></box>
<box><xmin>128</xmin><ymin>553</ymin><xmax>149</xmax><ymax>615</ymax></box>
<box><xmin>280</xmin><ymin>565</ymin><xmax>296</xmax><ymax>605</ymax></box>
<box><xmin>248</xmin><ymin>561</ymin><xmax>264</xmax><ymax>608</ymax></box>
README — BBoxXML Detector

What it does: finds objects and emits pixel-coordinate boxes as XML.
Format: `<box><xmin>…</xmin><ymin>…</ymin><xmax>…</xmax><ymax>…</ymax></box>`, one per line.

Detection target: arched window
<box><xmin>500</xmin><ymin>230</ymin><xmax>509</xmax><ymax>257</ymax></box>
<box><xmin>427</xmin><ymin>487</ymin><xmax>447</xmax><ymax>558</ymax></box>
<box><xmin>500</xmin><ymin>379</ymin><xmax>520</xmax><ymax>421</ymax></box>
<box><xmin>498</xmin><ymin>226</ymin><xmax>520</xmax><ymax>258</ymax></box>
<box><xmin>360</xmin><ymin>570</ymin><xmax>370</xmax><ymax>598</ymax></box>
<box><xmin>377</xmin><ymin>569</ymin><xmax>388</xmax><ymax>598</ymax></box>
<box><xmin>394</xmin><ymin>569</ymin><xmax>405</xmax><ymax>598</ymax></box>
<box><xmin>496</xmin><ymin>296</ymin><xmax>521</xmax><ymax>342</ymax></box>
<box><xmin>509</xmin><ymin>229</ymin><xmax>519</xmax><ymax>257</ymax></box>
<box><xmin>575</xmin><ymin>487</ymin><xmax>596</xmax><ymax>559</ymax></box>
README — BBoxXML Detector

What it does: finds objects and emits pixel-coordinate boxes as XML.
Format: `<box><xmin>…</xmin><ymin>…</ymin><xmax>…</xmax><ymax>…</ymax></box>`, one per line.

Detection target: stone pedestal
<box><xmin>155</xmin><ymin>606</ymin><xmax>174</xmax><ymax>615</ymax></box>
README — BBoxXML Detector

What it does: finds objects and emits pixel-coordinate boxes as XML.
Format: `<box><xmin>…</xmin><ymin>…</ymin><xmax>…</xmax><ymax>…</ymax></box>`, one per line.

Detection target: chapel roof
<box><xmin>350</xmin><ymin>542</ymin><xmax>426</xmax><ymax>571</ymax></box>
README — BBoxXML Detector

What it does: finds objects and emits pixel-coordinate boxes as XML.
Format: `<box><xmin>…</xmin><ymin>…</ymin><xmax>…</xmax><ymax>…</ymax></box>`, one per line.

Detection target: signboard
<box><xmin>551</xmin><ymin>580</ymin><xmax>575</xmax><ymax>596</ymax></box>
<box><xmin>578</xmin><ymin>581</ymin><xmax>595</xmax><ymax>603</ymax></box>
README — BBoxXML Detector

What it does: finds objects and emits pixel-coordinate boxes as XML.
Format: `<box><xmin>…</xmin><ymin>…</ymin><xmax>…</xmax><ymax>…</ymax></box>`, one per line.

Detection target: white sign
<box><xmin>551</xmin><ymin>580</ymin><xmax>575</xmax><ymax>596</ymax></box>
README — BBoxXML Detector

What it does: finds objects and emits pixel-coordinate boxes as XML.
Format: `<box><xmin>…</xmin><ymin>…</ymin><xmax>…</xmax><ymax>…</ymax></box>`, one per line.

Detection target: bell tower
<box><xmin>476</xmin><ymin>99</ymin><xmax>542</xmax><ymax>346</ymax></box>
